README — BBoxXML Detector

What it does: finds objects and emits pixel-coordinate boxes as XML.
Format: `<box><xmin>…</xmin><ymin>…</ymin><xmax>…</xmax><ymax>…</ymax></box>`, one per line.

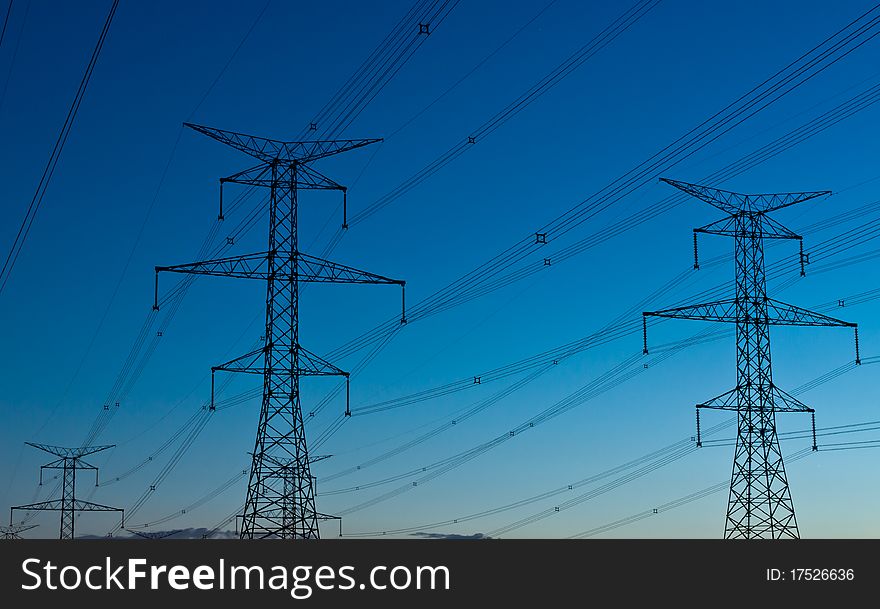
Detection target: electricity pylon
<box><xmin>155</xmin><ymin>123</ymin><xmax>405</xmax><ymax>539</ymax></box>
<box><xmin>643</xmin><ymin>178</ymin><xmax>860</xmax><ymax>539</ymax></box>
<box><xmin>10</xmin><ymin>443</ymin><xmax>124</xmax><ymax>539</ymax></box>
<box><xmin>0</xmin><ymin>524</ymin><xmax>37</xmax><ymax>539</ymax></box>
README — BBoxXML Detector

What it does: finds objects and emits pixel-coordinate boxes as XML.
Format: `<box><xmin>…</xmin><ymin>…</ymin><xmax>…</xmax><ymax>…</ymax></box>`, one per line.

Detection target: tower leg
<box><xmin>725</xmin><ymin>407</ymin><xmax>798</xmax><ymax>539</ymax></box>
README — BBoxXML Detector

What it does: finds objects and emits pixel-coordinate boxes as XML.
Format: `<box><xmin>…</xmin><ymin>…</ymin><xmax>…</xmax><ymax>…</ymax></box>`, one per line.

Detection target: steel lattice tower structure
<box><xmin>643</xmin><ymin>178</ymin><xmax>860</xmax><ymax>539</ymax></box>
<box><xmin>155</xmin><ymin>124</ymin><xmax>405</xmax><ymax>539</ymax></box>
<box><xmin>0</xmin><ymin>524</ymin><xmax>37</xmax><ymax>539</ymax></box>
<box><xmin>10</xmin><ymin>443</ymin><xmax>124</xmax><ymax>539</ymax></box>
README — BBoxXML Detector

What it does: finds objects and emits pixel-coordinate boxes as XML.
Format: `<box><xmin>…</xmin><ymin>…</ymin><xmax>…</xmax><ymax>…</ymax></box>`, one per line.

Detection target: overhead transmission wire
<box><xmin>134</xmin><ymin>404</ymin><xmax>880</xmax><ymax>536</ymax></box>
<box><xmin>306</xmin><ymin>54</ymin><xmax>876</xmax><ymax>452</ymax></box>
<box><xmin>124</xmin><ymin>467</ymin><xmax>249</xmax><ymax>531</ymax></box>
<box><xmin>299</xmin><ymin>0</ymin><xmax>459</xmax><ymax>140</ymax></box>
<box><xmin>344</xmin><ymin>90</ymin><xmax>880</xmax><ymax>418</ymax></box>
<box><xmin>568</xmin><ymin>447</ymin><xmax>816</xmax><ymax>538</ymax></box>
<box><xmin>476</xmin><ymin>293</ymin><xmax>880</xmax><ymax>536</ymax></box>
<box><xmin>319</xmin><ymin>242</ymin><xmax>878</xmax><ymax>516</ymax></box>
<box><xmin>271</xmin><ymin>0</ymin><xmax>464</xmax><ymax>246</ymax></box>
<box><xmin>300</xmin><ymin>0</ymin><xmax>678</xmax><ymax>441</ymax></box>
<box><xmin>0</xmin><ymin>0</ymin><xmax>12</xmax><ymax>50</ymax></box>
<box><xmin>483</xmin><ymin>374</ymin><xmax>862</xmax><ymax>537</ymax></box>
<box><xmin>309</xmin><ymin>95</ymin><xmax>880</xmax><ymax>435</ymax></box>
<box><xmin>95</xmin><ymin>337</ymin><xmax>263</xmax><ymax>488</ymax></box>
<box><xmin>320</xmin><ymin>4</ymin><xmax>880</xmax><ymax>365</ymax></box>
<box><xmin>293</xmin><ymin>142</ymin><xmax>880</xmax><ymax>472</ymax></box>
<box><xmin>326</xmin><ymin>328</ymin><xmax>728</xmax><ymax>514</ymax></box>
<box><xmin>23</xmin><ymin>356</ymin><xmax>254</xmax><ymax>528</ymax></box>
<box><xmin>343</xmin><ymin>356</ymin><xmax>873</xmax><ymax>538</ymax></box>
<box><xmin>330</xmin><ymin>0</ymin><xmax>878</xmax><ymax>264</ymax></box>
<box><xmin>307</xmin><ymin>0</ymin><xmax>561</xmax><ymax>250</ymax></box>
<box><xmin>135</xmin><ymin>219</ymin><xmax>880</xmax><ymax>531</ymax></box>
<box><xmin>386</xmin><ymin>0</ymin><xmax>562</xmax><ymax>140</ymax></box>
<box><xmin>317</xmin><ymin>269</ymin><xmax>705</xmax><ymax>482</ymax></box>
<box><xmin>14</xmin><ymin>3</ymin><xmax>276</xmax><ymax>516</ymax></box>
<box><xmin>2</xmin><ymin>0</ymin><xmax>122</xmax><ymax>512</ymax></box>
<box><xmin>320</xmin><ymin>0</ymin><xmax>663</xmax><ymax>257</ymax></box>
<box><xmin>0</xmin><ymin>0</ymin><xmax>120</xmax><ymax>297</ymax></box>
<box><xmin>0</xmin><ymin>0</ymin><xmax>27</xmax><ymax>114</ymax></box>
<box><xmin>305</xmin><ymin>68</ymin><xmax>880</xmax><ymax>447</ymax></box>
<box><xmin>22</xmin><ymin>1</ymin><xmax>273</xmax><ymax>446</ymax></box>
<box><xmin>568</xmin><ymin>394</ymin><xmax>880</xmax><ymax>538</ymax></box>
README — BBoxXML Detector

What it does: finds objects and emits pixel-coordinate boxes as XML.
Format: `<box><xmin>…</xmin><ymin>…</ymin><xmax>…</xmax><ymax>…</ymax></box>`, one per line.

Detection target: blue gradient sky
<box><xmin>2</xmin><ymin>0</ymin><xmax>880</xmax><ymax>538</ymax></box>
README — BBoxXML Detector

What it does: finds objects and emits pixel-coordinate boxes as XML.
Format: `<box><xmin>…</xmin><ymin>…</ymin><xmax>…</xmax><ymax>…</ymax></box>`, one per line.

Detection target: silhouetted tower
<box><xmin>0</xmin><ymin>524</ymin><xmax>37</xmax><ymax>539</ymax></box>
<box><xmin>643</xmin><ymin>178</ymin><xmax>860</xmax><ymax>539</ymax></box>
<box><xmin>155</xmin><ymin>124</ymin><xmax>405</xmax><ymax>539</ymax></box>
<box><xmin>10</xmin><ymin>443</ymin><xmax>124</xmax><ymax>539</ymax></box>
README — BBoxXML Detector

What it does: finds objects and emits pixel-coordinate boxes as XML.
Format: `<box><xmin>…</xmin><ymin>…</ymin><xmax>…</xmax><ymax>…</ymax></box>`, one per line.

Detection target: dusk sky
<box><xmin>2</xmin><ymin>0</ymin><xmax>880</xmax><ymax>539</ymax></box>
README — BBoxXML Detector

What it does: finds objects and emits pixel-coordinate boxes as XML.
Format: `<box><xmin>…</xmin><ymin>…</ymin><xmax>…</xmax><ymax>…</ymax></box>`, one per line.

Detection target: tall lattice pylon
<box><xmin>10</xmin><ymin>443</ymin><xmax>124</xmax><ymax>539</ymax></box>
<box><xmin>155</xmin><ymin>124</ymin><xmax>405</xmax><ymax>539</ymax></box>
<box><xmin>643</xmin><ymin>178</ymin><xmax>860</xmax><ymax>539</ymax></box>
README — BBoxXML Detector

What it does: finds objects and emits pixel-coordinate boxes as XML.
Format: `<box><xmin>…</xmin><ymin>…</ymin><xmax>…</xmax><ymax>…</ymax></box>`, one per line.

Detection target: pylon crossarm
<box><xmin>697</xmin><ymin>387</ymin><xmax>739</xmax><ymax>411</ymax></box>
<box><xmin>11</xmin><ymin>500</ymin><xmax>63</xmax><ymax>512</ymax></box>
<box><xmin>25</xmin><ymin>443</ymin><xmax>114</xmax><ymax>459</ymax></box>
<box><xmin>156</xmin><ymin>252</ymin><xmax>272</xmax><ymax>281</ymax></box>
<box><xmin>72</xmin><ymin>500</ymin><xmax>124</xmax><ymax>513</ymax></box>
<box><xmin>210</xmin><ymin>346</ymin><xmax>267</xmax><ymax>410</ymax></box>
<box><xmin>157</xmin><ymin>251</ymin><xmax>404</xmax><ymax>285</ymax></box>
<box><xmin>222</xmin><ymin>162</ymin><xmax>346</xmax><ymax>191</ymax></box>
<box><xmin>645</xmin><ymin>299</ymin><xmax>738</xmax><ymax>322</ymax></box>
<box><xmin>39</xmin><ymin>458</ymin><xmax>66</xmax><ymax>471</ymax></box>
<box><xmin>755</xmin><ymin>215</ymin><xmax>803</xmax><ymax>240</ymax></box>
<box><xmin>660</xmin><ymin>177</ymin><xmax>830</xmax><ymax>214</ymax></box>
<box><xmin>184</xmin><ymin>122</ymin><xmax>381</xmax><ymax>163</ymax></box>
<box><xmin>213</xmin><ymin>345</ymin><xmax>268</xmax><ymax>375</ymax></box>
<box><xmin>296</xmin><ymin>164</ymin><xmax>347</xmax><ymax>191</ymax></box>
<box><xmin>297</xmin><ymin>345</ymin><xmax>348</xmax><ymax>377</ymax></box>
<box><xmin>222</xmin><ymin>162</ymin><xmax>274</xmax><ymax>187</ymax></box>
<box><xmin>765</xmin><ymin>299</ymin><xmax>857</xmax><ymax>327</ymax></box>
<box><xmin>297</xmin><ymin>253</ymin><xmax>403</xmax><ymax>285</ymax></box>
<box><xmin>316</xmin><ymin>512</ymin><xmax>340</xmax><ymax>521</ymax></box>
<box><xmin>771</xmin><ymin>386</ymin><xmax>813</xmax><ymax>413</ymax></box>
<box><xmin>695</xmin><ymin>216</ymin><xmax>739</xmax><ymax>237</ymax></box>
<box><xmin>696</xmin><ymin>214</ymin><xmax>802</xmax><ymax>240</ymax></box>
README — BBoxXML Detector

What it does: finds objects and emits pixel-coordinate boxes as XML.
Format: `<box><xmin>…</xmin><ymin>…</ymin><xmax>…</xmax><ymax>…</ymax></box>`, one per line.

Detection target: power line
<box><xmin>0</xmin><ymin>0</ymin><xmax>120</xmax><ymax>296</ymax></box>
<box><xmin>318</xmin><ymin>6</ymin><xmax>880</xmax><ymax>374</ymax></box>
<box><xmin>0</xmin><ymin>0</ymin><xmax>13</xmax><ymax>50</ymax></box>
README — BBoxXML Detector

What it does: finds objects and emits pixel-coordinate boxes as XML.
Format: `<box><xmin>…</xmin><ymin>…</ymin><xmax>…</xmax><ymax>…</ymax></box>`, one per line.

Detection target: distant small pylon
<box><xmin>1</xmin><ymin>523</ymin><xmax>38</xmax><ymax>539</ymax></box>
<box><xmin>10</xmin><ymin>443</ymin><xmax>124</xmax><ymax>539</ymax></box>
